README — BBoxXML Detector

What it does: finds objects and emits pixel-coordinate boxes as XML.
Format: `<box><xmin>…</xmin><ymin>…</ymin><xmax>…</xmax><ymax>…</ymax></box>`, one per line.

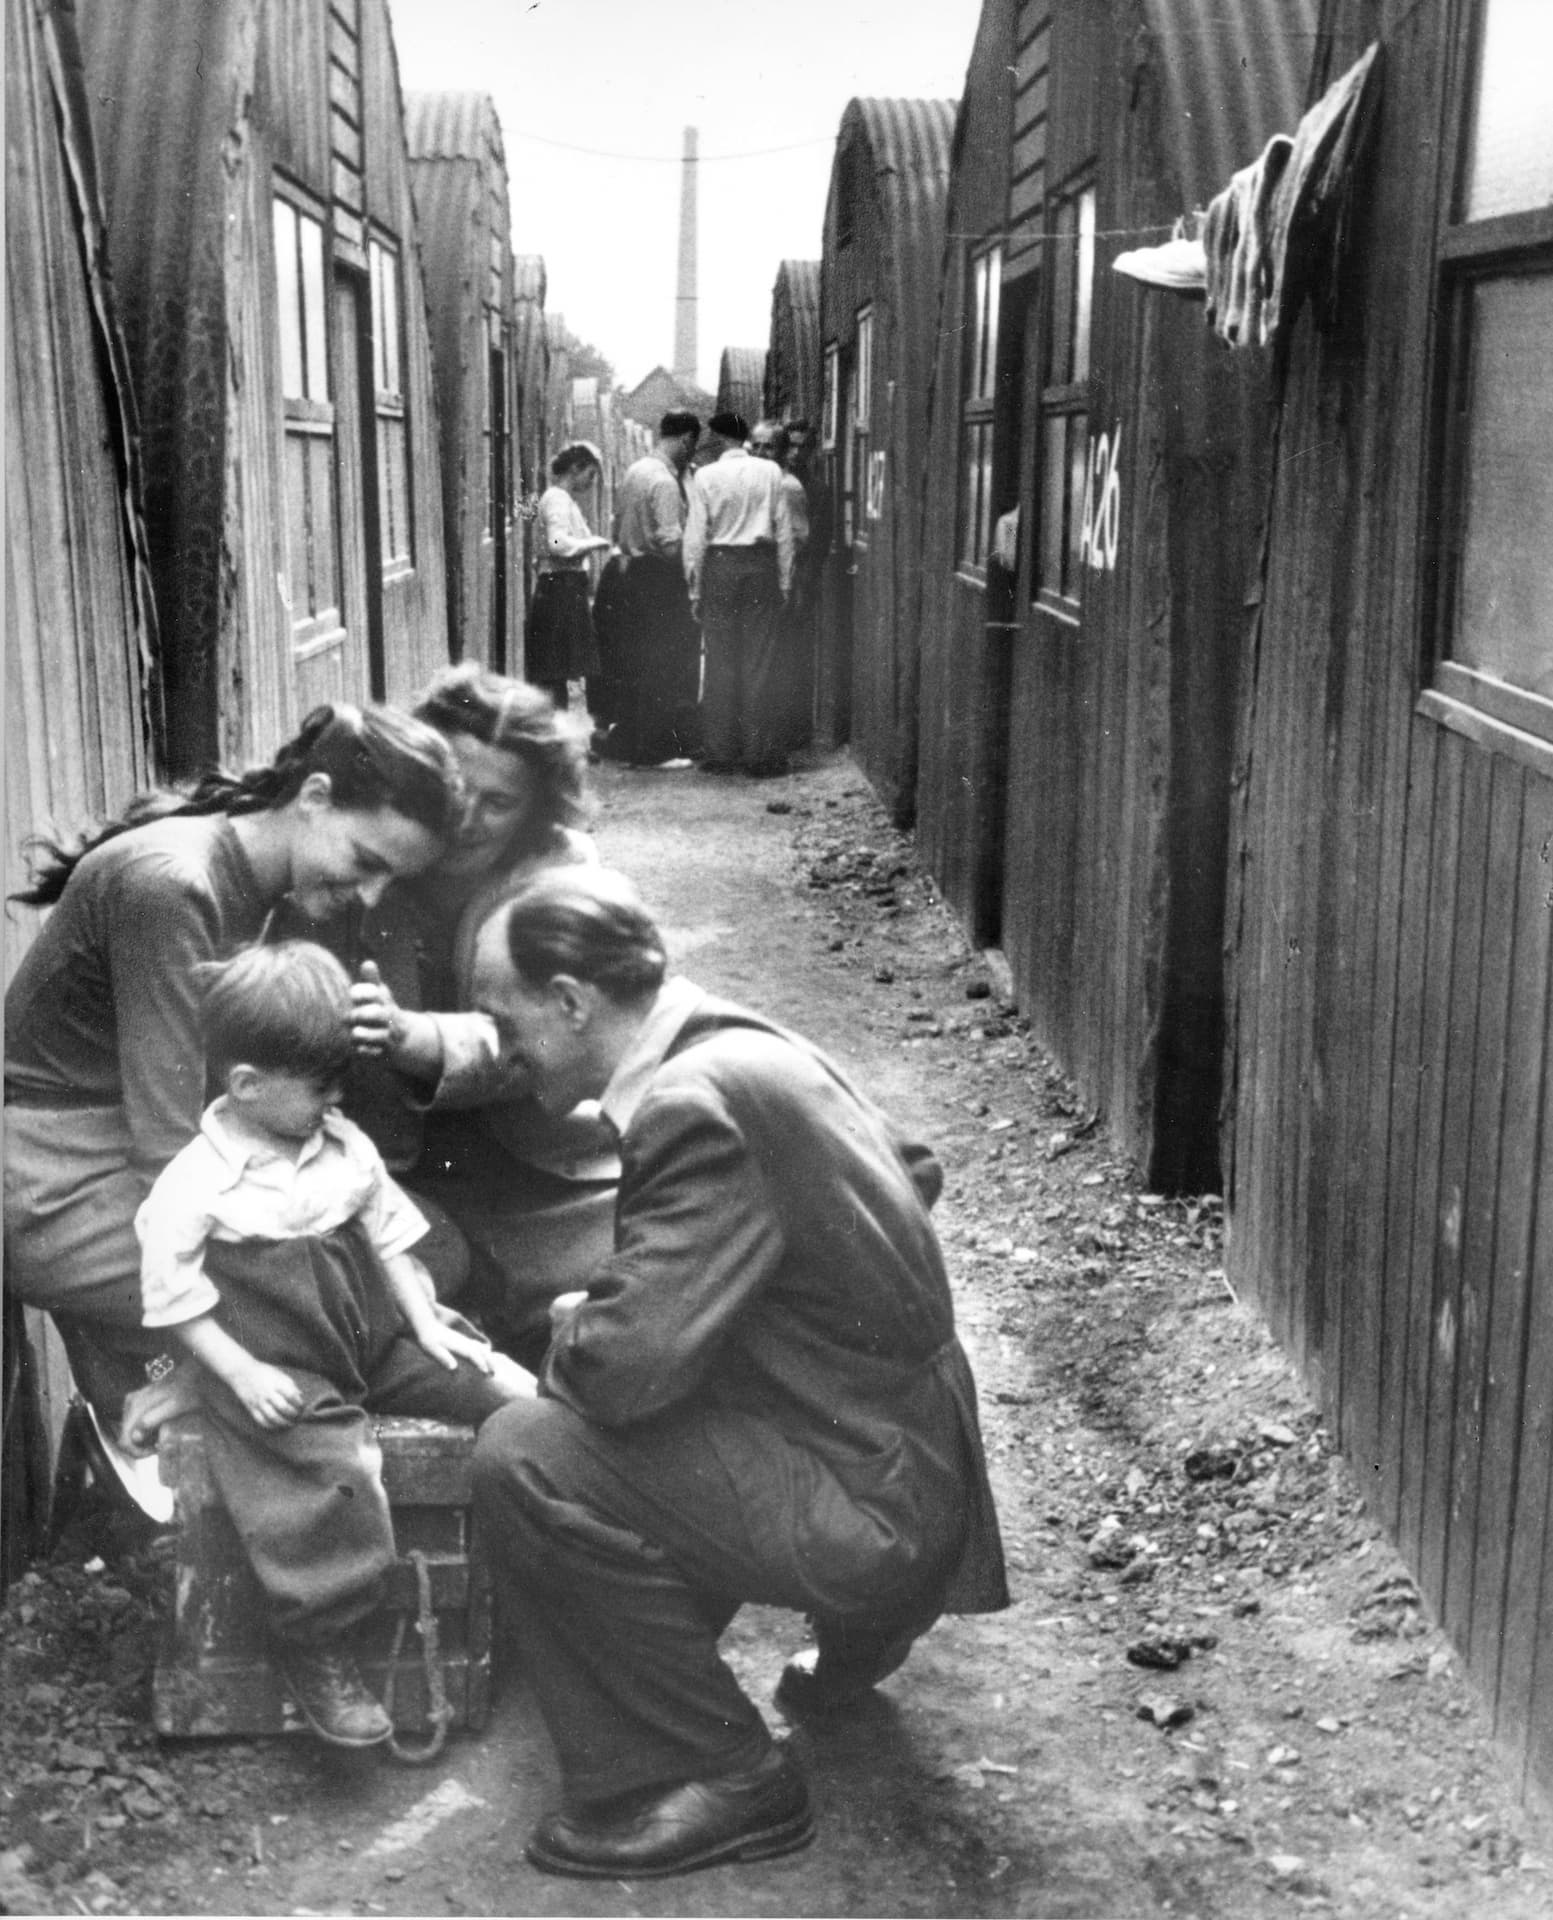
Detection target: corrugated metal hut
<box><xmin>1225</xmin><ymin>0</ymin><xmax>1553</xmax><ymax>1813</ymax></box>
<box><xmin>764</xmin><ymin>258</ymin><xmax>821</xmax><ymax>425</ymax></box>
<box><xmin>816</xmin><ymin>96</ymin><xmax>955</xmax><ymax>811</ymax></box>
<box><xmin>511</xmin><ymin>255</ymin><xmax>549</xmax><ymax>507</ymax></box>
<box><xmin>714</xmin><ymin>346</ymin><xmax>768</xmax><ymax>429</ymax></box>
<box><xmin>511</xmin><ymin>253</ymin><xmax>548</xmax><ymax>651</ymax></box>
<box><xmin>75</xmin><ymin>0</ymin><xmax>449</xmax><ymax>774</ymax></box>
<box><xmin>405</xmin><ymin>91</ymin><xmax>521</xmax><ymax>673</ymax></box>
<box><xmin>6</xmin><ymin>0</ymin><xmax>161</xmax><ymax>972</ymax></box>
<box><xmin>914</xmin><ymin>0</ymin><xmax>1310</xmax><ymax>1192</ymax></box>
<box><xmin>544</xmin><ymin>314</ymin><xmax>573</xmax><ymax>463</ymax></box>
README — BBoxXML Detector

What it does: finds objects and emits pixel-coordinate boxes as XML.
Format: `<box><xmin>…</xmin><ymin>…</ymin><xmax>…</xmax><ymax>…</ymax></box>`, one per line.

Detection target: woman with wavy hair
<box><xmin>3</xmin><ymin>704</ymin><xmax>464</xmax><ymax>1433</ymax></box>
<box><xmin>291</xmin><ymin>663</ymin><xmax>619</xmax><ymax>1368</ymax></box>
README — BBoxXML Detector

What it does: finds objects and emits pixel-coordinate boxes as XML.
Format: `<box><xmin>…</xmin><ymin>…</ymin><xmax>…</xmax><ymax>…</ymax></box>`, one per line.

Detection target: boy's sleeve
<box><xmin>348</xmin><ymin>1128</ymin><xmax>430</xmax><ymax>1260</ymax></box>
<box><xmin>135</xmin><ymin>1145</ymin><xmax>221</xmax><ymax>1327</ymax></box>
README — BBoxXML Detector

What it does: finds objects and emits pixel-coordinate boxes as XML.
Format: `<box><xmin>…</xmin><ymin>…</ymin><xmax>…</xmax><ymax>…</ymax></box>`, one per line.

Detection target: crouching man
<box><xmin>470</xmin><ymin>867</ymin><xmax>1008</xmax><ymax>1879</ymax></box>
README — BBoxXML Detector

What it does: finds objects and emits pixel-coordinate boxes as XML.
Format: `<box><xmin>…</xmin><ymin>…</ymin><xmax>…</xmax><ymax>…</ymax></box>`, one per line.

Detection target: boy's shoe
<box><xmin>273</xmin><ymin>1645</ymin><xmax>392</xmax><ymax>1747</ymax></box>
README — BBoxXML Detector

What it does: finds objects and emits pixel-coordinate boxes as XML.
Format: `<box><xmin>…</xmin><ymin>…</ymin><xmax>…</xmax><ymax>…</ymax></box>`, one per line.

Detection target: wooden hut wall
<box><xmin>406</xmin><ymin>92</ymin><xmax>522</xmax><ymax>673</ymax></box>
<box><xmin>77</xmin><ymin>0</ymin><xmax>447</xmax><ymax>774</ymax></box>
<box><xmin>1225</xmin><ymin>0</ymin><xmax>1553</xmax><ymax>1810</ymax></box>
<box><xmin>816</xmin><ymin>97</ymin><xmax>955</xmax><ymax>810</ymax></box>
<box><xmin>914</xmin><ymin>0</ymin><xmax>1021</xmax><ymax>950</ymax></box>
<box><xmin>715</xmin><ymin>346</ymin><xmax>768</xmax><ymax>429</ymax></box>
<box><xmin>764</xmin><ymin>259</ymin><xmax>821</xmax><ymax>425</ymax></box>
<box><xmin>5</xmin><ymin>0</ymin><xmax>164</xmax><ymax>1548</ymax></box>
<box><xmin>6</xmin><ymin>0</ymin><xmax>159</xmax><ymax>987</ymax></box>
<box><xmin>956</xmin><ymin>0</ymin><xmax>1304</xmax><ymax>1191</ymax></box>
<box><xmin>511</xmin><ymin>254</ymin><xmax>548</xmax><ymax>667</ymax></box>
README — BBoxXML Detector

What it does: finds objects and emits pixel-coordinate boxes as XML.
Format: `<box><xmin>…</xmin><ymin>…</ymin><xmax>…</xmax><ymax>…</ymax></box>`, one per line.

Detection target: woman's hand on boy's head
<box><xmin>349</xmin><ymin>959</ymin><xmax>402</xmax><ymax>1056</ymax></box>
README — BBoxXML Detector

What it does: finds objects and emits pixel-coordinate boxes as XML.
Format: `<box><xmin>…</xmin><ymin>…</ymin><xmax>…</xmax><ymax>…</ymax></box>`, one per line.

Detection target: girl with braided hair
<box><xmin>3</xmin><ymin>703</ymin><xmax>464</xmax><ymax>1444</ymax></box>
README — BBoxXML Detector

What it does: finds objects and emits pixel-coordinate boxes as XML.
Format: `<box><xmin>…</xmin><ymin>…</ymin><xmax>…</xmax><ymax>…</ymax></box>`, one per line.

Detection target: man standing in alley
<box><xmin>601</xmin><ymin>411</ymin><xmax>703</xmax><ymax>766</ymax></box>
<box><xmin>470</xmin><ymin>866</ymin><xmax>1008</xmax><ymax>1880</ymax></box>
<box><xmin>750</xmin><ymin>419</ymin><xmax>814</xmax><ymax>755</ymax></box>
<box><xmin>683</xmin><ymin>411</ymin><xmax>796</xmax><ymax>776</ymax></box>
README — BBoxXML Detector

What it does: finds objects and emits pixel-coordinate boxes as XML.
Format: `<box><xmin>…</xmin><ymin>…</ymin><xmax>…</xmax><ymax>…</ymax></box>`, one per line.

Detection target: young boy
<box><xmin>136</xmin><ymin>941</ymin><xmax>531</xmax><ymax>1748</ymax></box>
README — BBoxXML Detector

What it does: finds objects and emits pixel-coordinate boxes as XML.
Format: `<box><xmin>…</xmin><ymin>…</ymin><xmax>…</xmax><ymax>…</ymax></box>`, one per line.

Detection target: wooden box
<box><xmin>152</xmin><ymin>1415</ymin><xmax>492</xmax><ymax>1742</ymax></box>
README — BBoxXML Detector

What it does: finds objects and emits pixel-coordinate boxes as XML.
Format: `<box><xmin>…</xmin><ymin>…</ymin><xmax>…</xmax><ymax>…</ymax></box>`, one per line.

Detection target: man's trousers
<box><xmin>698</xmin><ymin>546</ymin><xmax>785</xmax><ymax>770</ymax></box>
<box><xmin>472</xmin><ymin>1396</ymin><xmax>956</xmax><ymax>1806</ymax></box>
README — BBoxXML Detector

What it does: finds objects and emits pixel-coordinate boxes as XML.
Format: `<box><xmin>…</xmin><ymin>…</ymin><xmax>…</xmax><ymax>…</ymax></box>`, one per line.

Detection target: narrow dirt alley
<box><xmin>3</xmin><ymin>750</ymin><xmax>1551</xmax><ymax>1919</ymax></box>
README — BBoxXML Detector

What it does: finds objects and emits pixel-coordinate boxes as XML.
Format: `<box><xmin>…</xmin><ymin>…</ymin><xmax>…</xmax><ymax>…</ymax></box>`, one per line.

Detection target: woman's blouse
<box><xmin>3</xmin><ymin>816</ymin><xmax>270</xmax><ymax>1173</ymax></box>
<box><xmin>535</xmin><ymin>486</ymin><xmax>598</xmax><ymax>573</ymax></box>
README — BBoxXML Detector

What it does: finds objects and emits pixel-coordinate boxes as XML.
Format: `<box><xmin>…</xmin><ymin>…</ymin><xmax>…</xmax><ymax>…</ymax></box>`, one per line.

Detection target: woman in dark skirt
<box><xmin>529</xmin><ymin>443</ymin><xmax>610</xmax><ymax>709</ymax></box>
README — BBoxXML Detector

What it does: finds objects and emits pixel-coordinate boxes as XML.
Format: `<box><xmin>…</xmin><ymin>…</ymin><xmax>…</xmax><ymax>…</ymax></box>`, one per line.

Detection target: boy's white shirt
<box><xmin>135</xmin><ymin>1095</ymin><xmax>428</xmax><ymax>1329</ymax></box>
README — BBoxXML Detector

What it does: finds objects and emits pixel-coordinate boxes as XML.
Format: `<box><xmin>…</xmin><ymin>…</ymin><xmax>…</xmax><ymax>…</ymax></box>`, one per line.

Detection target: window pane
<box><xmin>273</xmin><ymin>200</ymin><xmax>304</xmax><ymax>399</ymax></box>
<box><xmin>309</xmin><ymin>434</ymin><xmax>338</xmax><ymax>610</ymax></box>
<box><xmin>1073</xmin><ymin>188</ymin><xmax>1096</xmax><ymax>383</ymax></box>
<box><xmin>1455</xmin><ymin>274</ymin><xmax>1553</xmax><ymax>699</ymax></box>
<box><xmin>1465</xmin><ymin>0</ymin><xmax>1553</xmax><ymax>221</ymax></box>
<box><xmin>1050</xmin><ymin>199</ymin><xmax>1076</xmax><ymax>383</ymax></box>
<box><xmin>972</xmin><ymin>255</ymin><xmax>990</xmax><ymax>397</ymax></box>
<box><xmin>284</xmin><ymin>433</ymin><xmax>309</xmax><ymax>614</ymax></box>
<box><xmin>1039</xmin><ymin>418</ymin><xmax>1067</xmax><ymax>592</ymax></box>
<box><xmin>379</xmin><ymin>248</ymin><xmax>400</xmax><ymax>393</ymax></box>
<box><xmin>983</xmin><ymin>247</ymin><xmax>1002</xmax><ymax>401</ymax></box>
<box><xmin>976</xmin><ymin>425</ymin><xmax>994</xmax><ymax>566</ymax></box>
<box><xmin>299</xmin><ymin>213</ymin><xmax>329</xmax><ymax>401</ymax></box>
<box><xmin>1065</xmin><ymin>414</ymin><xmax>1089</xmax><ymax>597</ymax></box>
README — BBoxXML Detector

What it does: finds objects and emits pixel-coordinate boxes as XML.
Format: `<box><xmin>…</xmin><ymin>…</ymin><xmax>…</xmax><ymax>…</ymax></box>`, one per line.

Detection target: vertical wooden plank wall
<box><xmin>1226</xmin><ymin>0</ymin><xmax>1553</xmax><ymax>1809</ymax></box>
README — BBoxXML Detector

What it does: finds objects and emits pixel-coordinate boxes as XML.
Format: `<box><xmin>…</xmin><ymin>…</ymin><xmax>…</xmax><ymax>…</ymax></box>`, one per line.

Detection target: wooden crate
<box><xmin>152</xmin><ymin>1415</ymin><xmax>492</xmax><ymax>1741</ymax></box>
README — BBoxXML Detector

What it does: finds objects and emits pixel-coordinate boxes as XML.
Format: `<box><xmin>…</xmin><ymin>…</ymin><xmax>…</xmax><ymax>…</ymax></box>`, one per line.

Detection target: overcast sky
<box><xmin>385</xmin><ymin>0</ymin><xmax>983</xmax><ymax>393</ymax></box>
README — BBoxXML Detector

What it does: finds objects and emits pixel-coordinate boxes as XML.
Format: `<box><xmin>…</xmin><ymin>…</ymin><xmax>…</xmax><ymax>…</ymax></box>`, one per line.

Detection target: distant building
<box><xmin>620</xmin><ymin>364</ymin><xmax>714</xmax><ymax>431</ymax></box>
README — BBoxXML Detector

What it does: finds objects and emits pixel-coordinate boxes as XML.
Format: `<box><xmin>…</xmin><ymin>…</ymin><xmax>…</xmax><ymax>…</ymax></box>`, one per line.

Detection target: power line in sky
<box><xmin>502</xmin><ymin>127</ymin><xmax>835</xmax><ymax>163</ymax></box>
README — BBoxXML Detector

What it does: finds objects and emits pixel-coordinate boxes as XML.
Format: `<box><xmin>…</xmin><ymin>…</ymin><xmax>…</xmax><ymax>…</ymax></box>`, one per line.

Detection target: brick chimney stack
<box><xmin>673</xmin><ymin>126</ymin><xmax>698</xmax><ymax>385</ymax></box>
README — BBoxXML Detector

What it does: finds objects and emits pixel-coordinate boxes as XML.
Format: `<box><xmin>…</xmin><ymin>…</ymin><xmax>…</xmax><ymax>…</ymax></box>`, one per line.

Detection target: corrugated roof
<box><xmin>848</xmin><ymin>96</ymin><xmax>956</xmax><ymax>195</ymax></box>
<box><xmin>1142</xmin><ymin>0</ymin><xmax>1319</xmax><ymax>207</ymax></box>
<box><xmin>716</xmin><ymin>346</ymin><xmax>767</xmax><ymax>423</ymax></box>
<box><xmin>766</xmin><ymin>259</ymin><xmax>821</xmax><ymax>420</ymax></box>
<box><xmin>403</xmin><ymin>90</ymin><xmax>506</xmax><ymax>168</ymax></box>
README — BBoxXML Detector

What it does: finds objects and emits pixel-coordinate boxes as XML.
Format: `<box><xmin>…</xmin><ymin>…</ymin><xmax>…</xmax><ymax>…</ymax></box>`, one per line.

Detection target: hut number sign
<box><xmin>1078</xmin><ymin>425</ymin><xmax>1122</xmax><ymax>573</ymax></box>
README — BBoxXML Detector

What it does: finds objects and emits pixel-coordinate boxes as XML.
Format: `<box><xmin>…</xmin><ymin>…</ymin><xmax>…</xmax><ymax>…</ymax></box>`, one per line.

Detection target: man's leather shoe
<box><xmin>525</xmin><ymin>1745</ymin><xmax>814</xmax><ymax>1878</ymax></box>
<box><xmin>273</xmin><ymin>1645</ymin><xmax>392</xmax><ymax>1748</ymax></box>
<box><xmin>774</xmin><ymin>1625</ymin><xmax>918</xmax><ymax>1719</ymax></box>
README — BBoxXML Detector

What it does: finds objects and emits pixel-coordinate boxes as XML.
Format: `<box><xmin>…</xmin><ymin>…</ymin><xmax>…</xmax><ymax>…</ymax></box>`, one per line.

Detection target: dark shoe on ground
<box><xmin>273</xmin><ymin>1644</ymin><xmax>392</xmax><ymax>1748</ymax></box>
<box><xmin>774</xmin><ymin>1625</ymin><xmax>918</xmax><ymax>1719</ymax></box>
<box><xmin>525</xmin><ymin>1744</ymin><xmax>814</xmax><ymax>1878</ymax></box>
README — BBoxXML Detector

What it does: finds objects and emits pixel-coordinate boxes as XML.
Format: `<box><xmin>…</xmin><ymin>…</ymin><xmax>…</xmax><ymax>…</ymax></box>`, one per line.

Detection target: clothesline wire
<box><xmin>505</xmin><ymin>127</ymin><xmax>835</xmax><ymax>162</ymax></box>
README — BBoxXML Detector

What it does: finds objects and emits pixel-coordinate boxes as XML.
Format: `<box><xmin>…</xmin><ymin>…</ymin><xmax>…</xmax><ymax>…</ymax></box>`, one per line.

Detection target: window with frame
<box><xmin>960</xmin><ymin>243</ymin><xmax>1003</xmax><ymax>570</ymax></box>
<box><xmin>822</xmin><ymin>342</ymin><xmax>840</xmax><ymax>450</ymax></box>
<box><xmin>273</xmin><ymin>192</ymin><xmax>341</xmax><ymax>642</ymax></box>
<box><xmin>1430</xmin><ymin>0</ymin><xmax>1553</xmax><ymax>746</ymax></box>
<box><xmin>854</xmin><ymin>306</ymin><xmax>875</xmax><ymax>536</ymax></box>
<box><xmin>369</xmin><ymin>234</ymin><xmax>412</xmax><ymax>572</ymax></box>
<box><xmin>1034</xmin><ymin>178</ymin><xmax>1095</xmax><ymax>614</ymax></box>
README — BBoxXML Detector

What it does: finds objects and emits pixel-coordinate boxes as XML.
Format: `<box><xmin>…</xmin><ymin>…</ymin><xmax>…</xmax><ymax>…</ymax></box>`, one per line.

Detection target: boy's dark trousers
<box><xmin>194</xmin><ymin>1225</ymin><xmax>511</xmax><ymax>1645</ymax></box>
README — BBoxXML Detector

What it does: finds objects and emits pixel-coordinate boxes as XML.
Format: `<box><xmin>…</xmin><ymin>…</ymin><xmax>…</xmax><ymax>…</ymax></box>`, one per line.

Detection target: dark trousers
<box><xmin>196</xmin><ymin>1228</ymin><xmax>513</xmax><ymax>1644</ymax></box>
<box><xmin>611</xmin><ymin>555</ymin><xmax>701</xmax><ymax>763</ymax></box>
<box><xmin>699</xmin><ymin>547</ymin><xmax>784</xmax><ymax>769</ymax></box>
<box><xmin>472</xmin><ymin>1396</ymin><xmax>953</xmax><ymax>1806</ymax></box>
